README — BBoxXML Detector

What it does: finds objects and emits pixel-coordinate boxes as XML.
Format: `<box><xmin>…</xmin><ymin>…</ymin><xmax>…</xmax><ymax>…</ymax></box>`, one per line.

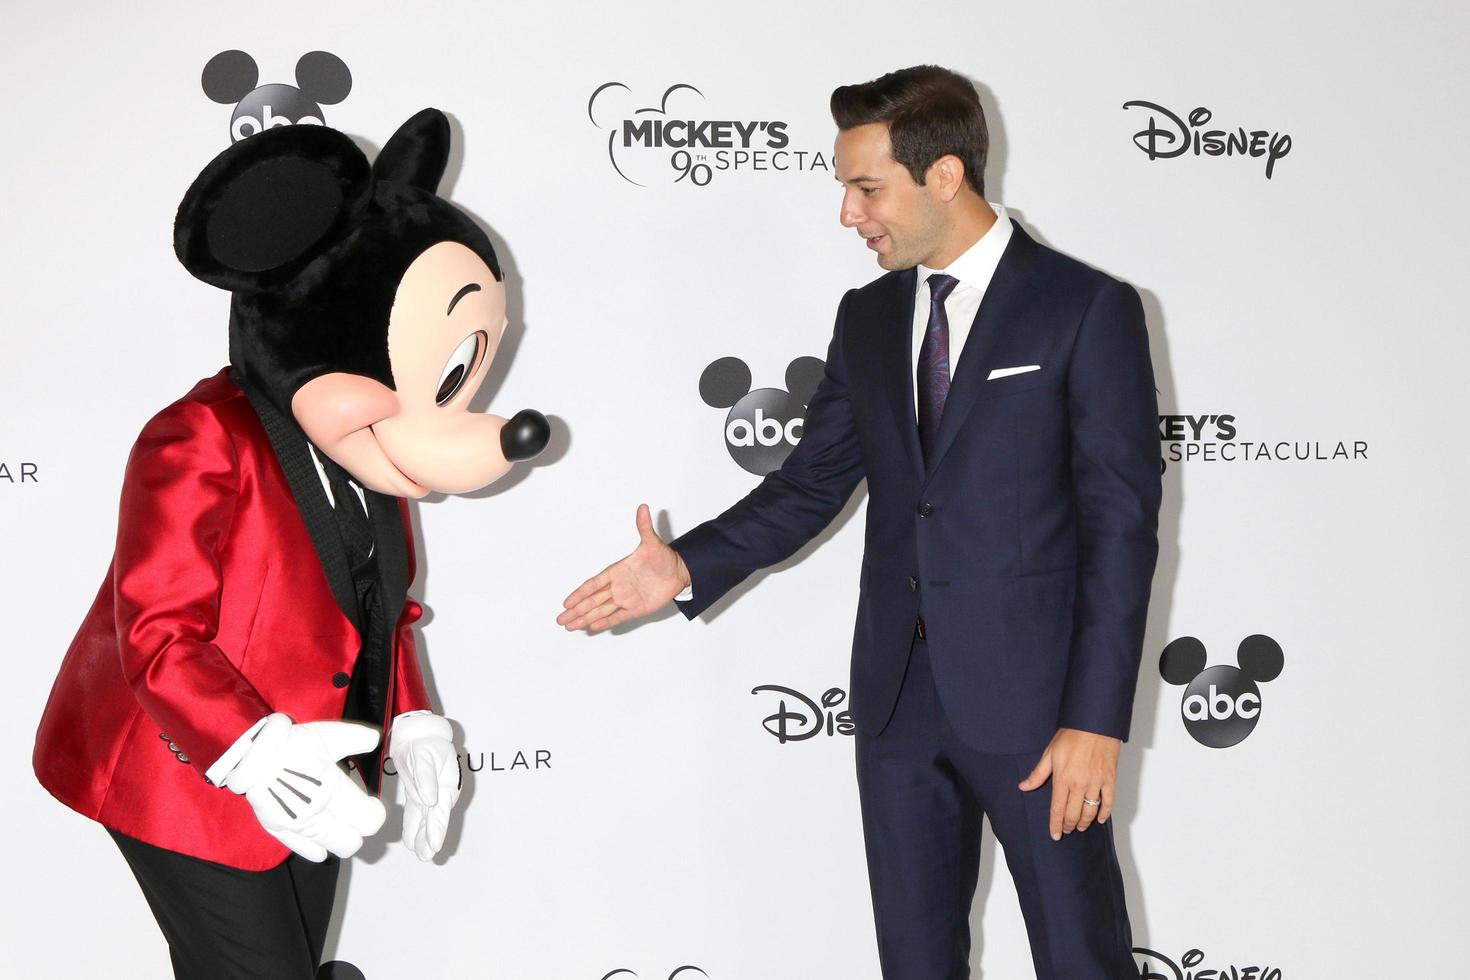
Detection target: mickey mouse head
<box><xmin>202</xmin><ymin>49</ymin><xmax>352</xmax><ymax>143</ymax></box>
<box><xmin>700</xmin><ymin>356</ymin><xmax>824</xmax><ymax>476</ymax></box>
<box><xmin>1160</xmin><ymin>634</ymin><xmax>1284</xmax><ymax>748</ymax></box>
<box><xmin>173</xmin><ymin>110</ymin><xmax>549</xmax><ymax>496</ymax></box>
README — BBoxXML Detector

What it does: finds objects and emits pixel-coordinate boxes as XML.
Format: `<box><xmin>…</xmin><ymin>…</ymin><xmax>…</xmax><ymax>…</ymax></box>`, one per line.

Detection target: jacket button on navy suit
<box><xmin>331</xmin><ymin>672</ymin><xmax>350</xmax><ymax>689</ymax></box>
<box><xmin>918</xmin><ymin>502</ymin><xmax>934</xmax><ymax>517</ymax></box>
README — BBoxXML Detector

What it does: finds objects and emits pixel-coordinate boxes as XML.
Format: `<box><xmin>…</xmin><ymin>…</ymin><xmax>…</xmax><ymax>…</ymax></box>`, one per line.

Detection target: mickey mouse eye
<box><xmin>436</xmin><ymin>331</ymin><xmax>485</xmax><ymax>406</ymax></box>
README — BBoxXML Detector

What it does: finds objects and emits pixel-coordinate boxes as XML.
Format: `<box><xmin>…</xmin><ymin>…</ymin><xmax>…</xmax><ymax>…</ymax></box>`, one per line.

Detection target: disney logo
<box><xmin>1122</xmin><ymin>101</ymin><xmax>1292</xmax><ymax>178</ymax></box>
<box><xmin>750</xmin><ymin>685</ymin><xmax>855</xmax><ymax>743</ymax></box>
<box><xmin>1134</xmin><ymin>946</ymin><xmax>1282</xmax><ymax>980</ymax></box>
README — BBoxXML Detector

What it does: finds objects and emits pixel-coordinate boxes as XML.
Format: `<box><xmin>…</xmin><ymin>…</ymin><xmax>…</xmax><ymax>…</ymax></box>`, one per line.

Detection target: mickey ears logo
<box><xmin>587</xmin><ymin>82</ymin><xmax>807</xmax><ymax>187</ymax></box>
<box><xmin>602</xmin><ymin>969</ymin><xmax>709</xmax><ymax>980</ymax></box>
<box><xmin>588</xmin><ymin>82</ymin><xmax>709</xmax><ymax>186</ymax></box>
<box><xmin>202</xmin><ymin>50</ymin><xmax>352</xmax><ymax>143</ymax></box>
<box><xmin>701</xmin><ymin>356</ymin><xmax>824</xmax><ymax>475</ymax></box>
<box><xmin>1160</xmin><ymin>634</ymin><xmax>1284</xmax><ymax>748</ymax></box>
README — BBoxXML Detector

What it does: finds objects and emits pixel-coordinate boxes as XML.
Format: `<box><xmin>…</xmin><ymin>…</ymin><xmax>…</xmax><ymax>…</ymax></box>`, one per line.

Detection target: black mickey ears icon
<box><xmin>700</xmin><ymin>356</ymin><xmax>753</xmax><ymax>409</ymax></box>
<box><xmin>202</xmin><ymin>50</ymin><xmax>259</xmax><ymax>105</ymax></box>
<box><xmin>200</xmin><ymin>50</ymin><xmax>351</xmax><ymax>106</ymax></box>
<box><xmin>700</xmin><ymin>355</ymin><xmax>824</xmax><ymax>409</ymax></box>
<box><xmin>1160</xmin><ymin>634</ymin><xmax>1285</xmax><ymax>685</ymax></box>
<box><xmin>1159</xmin><ymin>636</ymin><xmax>1206</xmax><ymax>686</ymax></box>
<box><xmin>785</xmin><ymin>356</ymin><xmax>825</xmax><ymax>406</ymax></box>
<box><xmin>1236</xmin><ymin>633</ymin><xmax>1284</xmax><ymax>682</ymax></box>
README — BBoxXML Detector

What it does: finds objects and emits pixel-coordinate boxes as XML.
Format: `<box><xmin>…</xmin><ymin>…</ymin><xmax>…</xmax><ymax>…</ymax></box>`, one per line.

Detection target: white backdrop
<box><xmin>3</xmin><ymin>1</ymin><xmax>1468</xmax><ymax>977</ymax></box>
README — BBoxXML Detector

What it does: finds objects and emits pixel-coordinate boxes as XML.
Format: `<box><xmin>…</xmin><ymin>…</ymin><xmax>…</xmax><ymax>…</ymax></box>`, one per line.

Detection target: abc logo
<box><xmin>1160</xmin><ymin>634</ymin><xmax>1284</xmax><ymax>748</ymax></box>
<box><xmin>201</xmin><ymin>50</ymin><xmax>352</xmax><ymax>143</ymax></box>
<box><xmin>700</xmin><ymin>356</ymin><xmax>824</xmax><ymax>475</ymax></box>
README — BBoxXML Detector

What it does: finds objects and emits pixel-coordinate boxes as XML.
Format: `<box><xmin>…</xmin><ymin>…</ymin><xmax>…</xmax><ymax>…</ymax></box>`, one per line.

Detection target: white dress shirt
<box><xmin>310</xmin><ymin>444</ymin><xmax>368</xmax><ymax>512</ymax></box>
<box><xmin>911</xmin><ymin>203</ymin><xmax>1012</xmax><ymax>413</ymax></box>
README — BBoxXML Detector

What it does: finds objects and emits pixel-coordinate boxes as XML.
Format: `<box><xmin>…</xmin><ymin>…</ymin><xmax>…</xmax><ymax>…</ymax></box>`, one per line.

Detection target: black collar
<box><xmin>233</xmin><ymin>370</ymin><xmax>409</xmax><ymax>639</ymax></box>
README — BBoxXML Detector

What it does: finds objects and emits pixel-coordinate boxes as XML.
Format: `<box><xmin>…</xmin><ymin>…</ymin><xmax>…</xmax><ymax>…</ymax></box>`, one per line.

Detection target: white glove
<box><xmin>388</xmin><ymin>711</ymin><xmax>462</xmax><ymax>861</ymax></box>
<box><xmin>222</xmin><ymin>713</ymin><xmax>387</xmax><ymax>862</ymax></box>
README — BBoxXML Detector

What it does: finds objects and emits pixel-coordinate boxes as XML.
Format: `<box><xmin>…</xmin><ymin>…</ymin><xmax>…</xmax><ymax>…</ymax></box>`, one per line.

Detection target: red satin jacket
<box><xmin>33</xmin><ymin>370</ymin><xmax>431</xmax><ymax>870</ymax></box>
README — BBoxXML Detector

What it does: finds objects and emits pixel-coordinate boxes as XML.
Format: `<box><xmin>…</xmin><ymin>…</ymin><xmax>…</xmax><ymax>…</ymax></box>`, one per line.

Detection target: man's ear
<box><xmin>927</xmin><ymin>153</ymin><xmax>967</xmax><ymax>203</ymax></box>
<box><xmin>174</xmin><ymin>124</ymin><xmax>374</xmax><ymax>293</ymax></box>
<box><xmin>372</xmin><ymin>108</ymin><xmax>451</xmax><ymax>192</ymax></box>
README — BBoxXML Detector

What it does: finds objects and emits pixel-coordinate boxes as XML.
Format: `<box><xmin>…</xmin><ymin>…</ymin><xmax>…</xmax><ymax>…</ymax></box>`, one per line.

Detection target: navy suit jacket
<box><xmin>673</xmin><ymin>220</ymin><xmax>1161</xmax><ymax>753</ymax></box>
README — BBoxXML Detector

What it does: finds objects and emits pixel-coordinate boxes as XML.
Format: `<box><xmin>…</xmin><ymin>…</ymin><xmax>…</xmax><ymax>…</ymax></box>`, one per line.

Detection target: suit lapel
<box><xmin>235</xmin><ymin>373</ymin><xmax>364</xmax><ymax>637</ymax></box>
<box><xmin>366</xmin><ymin>489</ymin><xmax>408</xmax><ymax>633</ymax></box>
<box><xmin>922</xmin><ymin>222</ymin><xmax>1039</xmax><ymax>483</ymax></box>
<box><xmin>876</xmin><ymin>267</ymin><xmax>924</xmax><ymax>482</ymax></box>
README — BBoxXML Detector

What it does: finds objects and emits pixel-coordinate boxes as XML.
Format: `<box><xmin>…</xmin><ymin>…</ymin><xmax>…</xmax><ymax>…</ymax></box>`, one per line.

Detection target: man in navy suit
<box><xmin>560</xmin><ymin>65</ymin><xmax>1159</xmax><ymax>979</ymax></box>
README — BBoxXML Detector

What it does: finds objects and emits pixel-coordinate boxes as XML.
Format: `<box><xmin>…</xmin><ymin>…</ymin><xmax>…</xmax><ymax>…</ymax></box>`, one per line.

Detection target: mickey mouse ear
<box><xmin>201</xmin><ymin>50</ymin><xmax>258</xmax><ymax>105</ymax></box>
<box><xmin>174</xmin><ymin>123</ymin><xmax>373</xmax><ymax>293</ymax></box>
<box><xmin>1160</xmin><ymin>636</ymin><xmax>1207</xmax><ymax>686</ymax></box>
<box><xmin>372</xmin><ymin>108</ymin><xmax>451</xmax><ymax>192</ymax></box>
<box><xmin>587</xmin><ymin>81</ymin><xmax>634</xmax><ymax>129</ymax></box>
<box><xmin>699</xmin><ymin>357</ymin><xmax>752</xmax><ymax>409</ymax></box>
<box><xmin>295</xmin><ymin>51</ymin><xmax>352</xmax><ymax>106</ymax></box>
<box><xmin>1236</xmin><ymin>634</ymin><xmax>1284</xmax><ymax>683</ymax></box>
<box><xmin>785</xmin><ymin>356</ymin><xmax>826</xmax><ymax>405</ymax></box>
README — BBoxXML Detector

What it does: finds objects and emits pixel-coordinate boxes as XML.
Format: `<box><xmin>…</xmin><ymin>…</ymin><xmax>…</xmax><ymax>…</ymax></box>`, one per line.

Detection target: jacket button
<box><xmin>908</xmin><ymin>576</ymin><xmax>919</xmax><ymax>592</ymax></box>
<box><xmin>918</xmin><ymin>502</ymin><xmax>934</xmax><ymax>517</ymax></box>
<box><xmin>332</xmin><ymin>672</ymin><xmax>350</xmax><ymax>688</ymax></box>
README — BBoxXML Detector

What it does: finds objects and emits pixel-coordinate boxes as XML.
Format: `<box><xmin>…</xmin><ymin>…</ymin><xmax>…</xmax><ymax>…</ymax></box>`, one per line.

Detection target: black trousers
<box><xmin>854</xmin><ymin>638</ymin><xmax>1136</xmax><ymax>979</ymax></box>
<box><xmin>109</xmin><ymin>830</ymin><xmax>339</xmax><ymax>980</ymax></box>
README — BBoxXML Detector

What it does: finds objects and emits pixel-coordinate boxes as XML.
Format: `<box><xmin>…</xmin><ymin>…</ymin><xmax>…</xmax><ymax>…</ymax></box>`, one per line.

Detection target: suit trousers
<box><xmin>854</xmin><ymin>637</ymin><xmax>1136</xmax><ymax>979</ymax></box>
<box><xmin>109</xmin><ymin>830</ymin><xmax>339</xmax><ymax>980</ymax></box>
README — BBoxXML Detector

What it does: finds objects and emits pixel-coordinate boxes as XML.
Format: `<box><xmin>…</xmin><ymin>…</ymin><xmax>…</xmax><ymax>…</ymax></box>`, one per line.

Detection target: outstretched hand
<box><xmin>557</xmin><ymin>504</ymin><xmax>691</xmax><ymax>632</ymax></box>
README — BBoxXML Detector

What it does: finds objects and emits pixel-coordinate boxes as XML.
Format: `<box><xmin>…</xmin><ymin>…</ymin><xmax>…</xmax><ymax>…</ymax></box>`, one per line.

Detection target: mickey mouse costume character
<box><xmin>33</xmin><ymin>108</ymin><xmax>549</xmax><ymax>979</ymax></box>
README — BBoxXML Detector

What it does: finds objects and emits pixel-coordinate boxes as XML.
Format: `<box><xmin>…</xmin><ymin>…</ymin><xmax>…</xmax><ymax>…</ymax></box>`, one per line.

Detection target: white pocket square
<box><xmin>987</xmin><ymin>365</ymin><xmax>1040</xmax><ymax>380</ymax></box>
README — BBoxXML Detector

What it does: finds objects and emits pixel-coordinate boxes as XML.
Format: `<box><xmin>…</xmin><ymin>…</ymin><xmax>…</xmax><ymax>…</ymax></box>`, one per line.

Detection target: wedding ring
<box><xmin>1082</xmin><ymin>797</ymin><xmax>1101</xmax><ymax>807</ymax></box>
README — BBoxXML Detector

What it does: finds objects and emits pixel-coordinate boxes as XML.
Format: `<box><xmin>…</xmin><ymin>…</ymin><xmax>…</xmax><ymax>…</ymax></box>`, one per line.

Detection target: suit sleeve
<box><xmin>391</xmin><ymin>498</ymin><xmax>432</xmax><ymax>716</ymax></box>
<box><xmin>113</xmin><ymin>400</ymin><xmax>273</xmax><ymax>775</ymax></box>
<box><xmin>1057</xmin><ymin>279</ymin><xmax>1161</xmax><ymax>741</ymax></box>
<box><xmin>671</xmin><ymin>290</ymin><xmax>867</xmax><ymax>617</ymax></box>
<box><xmin>391</xmin><ymin>601</ymin><xmax>431</xmax><ymax>715</ymax></box>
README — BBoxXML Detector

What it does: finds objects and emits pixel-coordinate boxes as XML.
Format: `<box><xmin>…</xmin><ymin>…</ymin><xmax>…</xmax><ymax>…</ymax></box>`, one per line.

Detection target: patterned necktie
<box><xmin>917</xmin><ymin>273</ymin><xmax>959</xmax><ymax>460</ymax></box>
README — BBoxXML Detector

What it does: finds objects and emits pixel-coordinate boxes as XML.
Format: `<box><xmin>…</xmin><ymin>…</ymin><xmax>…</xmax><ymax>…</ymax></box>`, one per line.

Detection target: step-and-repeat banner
<box><xmin>4</xmin><ymin>2</ymin><xmax>1466</xmax><ymax>977</ymax></box>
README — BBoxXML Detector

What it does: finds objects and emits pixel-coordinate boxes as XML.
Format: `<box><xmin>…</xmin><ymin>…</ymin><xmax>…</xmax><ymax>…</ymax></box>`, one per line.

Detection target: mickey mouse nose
<box><xmin>501</xmin><ymin>409</ymin><xmax>550</xmax><ymax>462</ymax></box>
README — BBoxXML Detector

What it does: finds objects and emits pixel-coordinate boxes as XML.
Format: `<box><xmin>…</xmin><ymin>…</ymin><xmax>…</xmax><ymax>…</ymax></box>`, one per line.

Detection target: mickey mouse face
<box><xmin>699</xmin><ymin>356</ymin><xmax>824</xmax><ymax>476</ymax></box>
<box><xmin>291</xmin><ymin>239</ymin><xmax>516</xmax><ymax>495</ymax></box>
<box><xmin>1160</xmin><ymin>634</ymin><xmax>1285</xmax><ymax>748</ymax></box>
<box><xmin>202</xmin><ymin>50</ymin><xmax>352</xmax><ymax>143</ymax></box>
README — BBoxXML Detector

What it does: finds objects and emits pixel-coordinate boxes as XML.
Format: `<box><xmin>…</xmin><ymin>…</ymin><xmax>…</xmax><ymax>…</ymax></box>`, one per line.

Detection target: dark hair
<box><xmin>830</xmin><ymin>65</ymin><xmax>988</xmax><ymax>196</ymax></box>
